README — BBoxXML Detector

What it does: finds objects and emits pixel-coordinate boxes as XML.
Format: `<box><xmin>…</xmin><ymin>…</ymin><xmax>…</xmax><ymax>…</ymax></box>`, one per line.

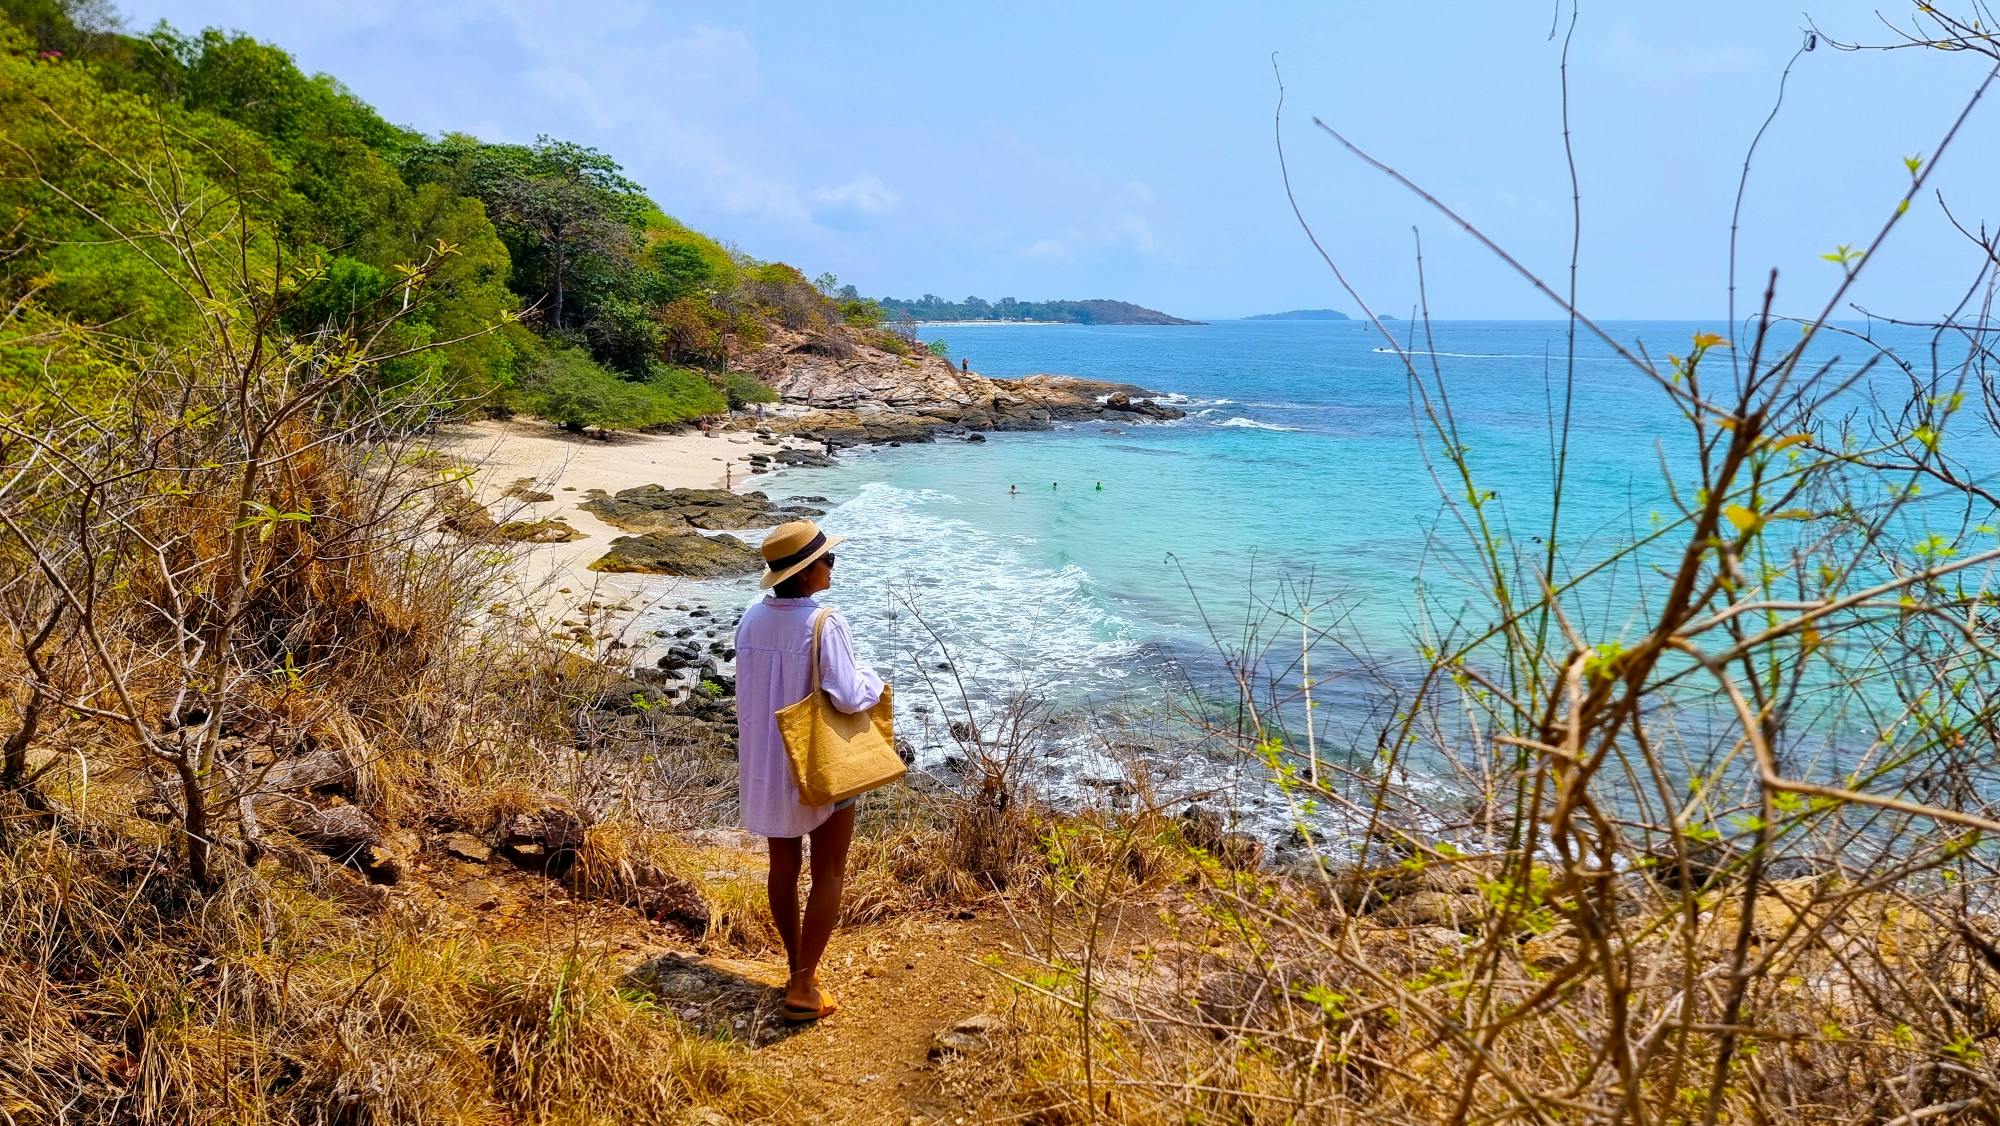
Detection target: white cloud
<box><xmin>812</xmin><ymin>174</ymin><xmax>899</xmax><ymax>215</ymax></box>
<box><xmin>809</xmin><ymin>174</ymin><xmax>900</xmax><ymax>230</ymax></box>
<box><xmin>459</xmin><ymin>12</ymin><xmax>824</xmax><ymax>226</ymax></box>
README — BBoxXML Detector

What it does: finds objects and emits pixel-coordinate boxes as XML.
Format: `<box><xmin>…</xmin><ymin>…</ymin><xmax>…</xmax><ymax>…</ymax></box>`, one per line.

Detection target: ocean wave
<box><xmin>1217</xmin><ymin>416</ymin><xmax>1302</xmax><ymax>432</ymax></box>
<box><xmin>666</xmin><ymin>483</ymin><xmax>1143</xmax><ymax>766</ymax></box>
<box><xmin>1370</xmin><ymin>347</ymin><xmax>1545</xmax><ymax>359</ymax></box>
<box><xmin>1098</xmin><ymin>391</ymin><xmax>1233</xmax><ymax>407</ymax></box>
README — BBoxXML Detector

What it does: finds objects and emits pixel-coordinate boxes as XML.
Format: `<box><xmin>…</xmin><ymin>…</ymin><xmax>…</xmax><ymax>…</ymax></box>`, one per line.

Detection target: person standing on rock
<box><xmin>735</xmin><ymin>519</ymin><xmax>883</xmax><ymax>1022</ymax></box>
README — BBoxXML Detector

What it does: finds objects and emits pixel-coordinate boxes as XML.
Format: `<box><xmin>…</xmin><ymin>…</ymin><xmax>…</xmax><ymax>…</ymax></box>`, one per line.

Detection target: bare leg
<box><xmin>786</xmin><ymin>804</ymin><xmax>855</xmax><ymax>1010</ymax></box>
<box><xmin>766</xmin><ymin>835</ymin><xmax>803</xmax><ymax>975</ymax></box>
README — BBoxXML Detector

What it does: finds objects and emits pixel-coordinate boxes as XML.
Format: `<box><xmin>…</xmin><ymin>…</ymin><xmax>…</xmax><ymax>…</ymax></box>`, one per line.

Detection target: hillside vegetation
<box><xmin>0</xmin><ymin>1</ymin><xmax>890</xmax><ymax>433</ymax></box>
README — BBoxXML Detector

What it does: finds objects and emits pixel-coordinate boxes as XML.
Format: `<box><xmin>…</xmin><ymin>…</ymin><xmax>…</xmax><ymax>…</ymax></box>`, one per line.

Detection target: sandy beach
<box><xmin>439</xmin><ymin>418</ymin><xmax>817</xmax><ymax>634</ymax></box>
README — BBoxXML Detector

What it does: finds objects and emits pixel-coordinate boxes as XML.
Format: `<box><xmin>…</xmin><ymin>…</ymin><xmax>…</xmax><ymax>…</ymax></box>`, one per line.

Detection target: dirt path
<box><xmin>431</xmin><ymin>845</ymin><xmax>1025</xmax><ymax>1124</ymax></box>
<box><xmin>749</xmin><ymin>913</ymin><xmax>1022</xmax><ymax>1123</ymax></box>
<box><xmin>626</xmin><ymin>910</ymin><xmax>1024</xmax><ymax>1124</ymax></box>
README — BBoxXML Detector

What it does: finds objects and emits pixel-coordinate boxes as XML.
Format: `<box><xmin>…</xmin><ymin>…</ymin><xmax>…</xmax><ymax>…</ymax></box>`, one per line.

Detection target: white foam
<box><xmin>1371</xmin><ymin>347</ymin><xmax>1541</xmax><ymax>359</ymax></box>
<box><xmin>1217</xmin><ymin>417</ymin><xmax>1302</xmax><ymax>432</ymax></box>
<box><xmin>663</xmin><ymin>482</ymin><xmax>1144</xmax><ymax>767</ymax></box>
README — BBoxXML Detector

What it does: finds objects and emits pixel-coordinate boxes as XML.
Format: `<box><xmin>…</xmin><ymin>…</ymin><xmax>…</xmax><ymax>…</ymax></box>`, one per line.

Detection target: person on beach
<box><xmin>735</xmin><ymin>520</ymin><xmax>884</xmax><ymax>1022</ymax></box>
<box><xmin>724</xmin><ymin>463</ymin><xmax>733</xmax><ymax>489</ymax></box>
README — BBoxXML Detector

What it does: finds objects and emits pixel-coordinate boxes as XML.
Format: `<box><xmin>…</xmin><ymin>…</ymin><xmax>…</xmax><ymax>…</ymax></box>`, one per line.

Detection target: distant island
<box><xmin>874</xmin><ymin>295</ymin><xmax>1202</xmax><ymax>325</ymax></box>
<box><xmin>1246</xmin><ymin>308</ymin><xmax>1351</xmax><ymax>321</ymax></box>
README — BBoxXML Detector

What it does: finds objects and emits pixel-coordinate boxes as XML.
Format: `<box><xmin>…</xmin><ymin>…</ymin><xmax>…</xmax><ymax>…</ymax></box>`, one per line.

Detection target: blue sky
<box><xmin>118</xmin><ymin>1</ymin><xmax>2000</xmax><ymax>321</ymax></box>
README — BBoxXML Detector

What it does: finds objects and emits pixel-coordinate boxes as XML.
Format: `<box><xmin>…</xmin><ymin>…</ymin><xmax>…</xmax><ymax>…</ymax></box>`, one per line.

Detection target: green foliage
<box><xmin>925</xmin><ymin>339</ymin><xmax>951</xmax><ymax>359</ymax></box>
<box><xmin>839</xmin><ymin>298</ymin><xmax>886</xmax><ymax>329</ymax></box>
<box><xmin>0</xmin><ymin>5</ymin><xmax>839</xmax><ymax>426</ymax></box>
<box><xmin>514</xmin><ymin>348</ymin><xmax>722</xmax><ymax>432</ymax></box>
<box><xmin>719</xmin><ymin>371</ymin><xmax>778</xmax><ymax>410</ymax></box>
<box><xmin>874</xmin><ymin>294</ymin><xmax>1193</xmax><ymax>324</ymax></box>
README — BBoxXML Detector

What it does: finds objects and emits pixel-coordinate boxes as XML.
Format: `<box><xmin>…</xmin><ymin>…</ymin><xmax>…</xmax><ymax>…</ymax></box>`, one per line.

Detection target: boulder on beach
<box><xmin>579</xmin><ymin>486</ymin><xmax>823</xmax><ymax>533</ymax></box>
<box><xmin>588</xmin><ymin>531</ymin><xmax>761</xmax><ymax>577</ymax></box>
<box><xmin>495</xmin><ymin>518</ymin><xmax>586</xmax><ymax>543</ymax></box>
<box><xmin>502</xmin><ymin>476</ymin><xmax>556</xmax><ymax>503</ymax></box>
<box><xmin>435</xmin><ymin>484</ymin><xmax>497</xmax><ymax>539</ymax></box>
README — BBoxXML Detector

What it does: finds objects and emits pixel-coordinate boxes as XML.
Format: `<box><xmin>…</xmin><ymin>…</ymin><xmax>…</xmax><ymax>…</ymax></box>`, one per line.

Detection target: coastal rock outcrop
<box><xmin>588</xmin><ymin>531</ymin><xmax>762</xmax><ymax>577</ymax></box>
<box><xmin>727</xmin><ymin>326</ymin><xmax>1184</xmax><ymax>447</ymax></box>
<box><xmin>580</xmin><ymin>487</ymin><xmax>823</xmax><ymax>533</ymax></box>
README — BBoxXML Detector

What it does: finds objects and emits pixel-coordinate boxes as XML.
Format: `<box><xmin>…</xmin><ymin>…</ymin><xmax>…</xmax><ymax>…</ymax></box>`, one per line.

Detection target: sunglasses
<box><xmin>822</xmin><ymin>552</ymin><xmax>837</xmax><ymax>568</ymax></box>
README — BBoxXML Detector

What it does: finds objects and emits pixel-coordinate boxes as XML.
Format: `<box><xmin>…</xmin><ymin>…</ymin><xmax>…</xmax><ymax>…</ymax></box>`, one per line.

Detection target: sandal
<box><xmin>781</xmin><ymin>986</ymin><xmax>838</xmax><ymax>1022</ymax></box>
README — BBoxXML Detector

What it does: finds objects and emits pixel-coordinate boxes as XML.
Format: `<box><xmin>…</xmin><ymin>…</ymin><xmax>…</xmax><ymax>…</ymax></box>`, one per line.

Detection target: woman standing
<box><xmin>734</xmin><ymin>519</ymin><xmax>883</xmax><ymax>1021</ymax></box>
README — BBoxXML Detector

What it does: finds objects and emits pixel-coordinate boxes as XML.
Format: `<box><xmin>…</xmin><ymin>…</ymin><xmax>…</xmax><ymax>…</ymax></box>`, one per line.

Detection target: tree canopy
<box><xmin>0</xmin><ymin>0</ymin><xmax>826</xmax><ymax>429</ymax></box>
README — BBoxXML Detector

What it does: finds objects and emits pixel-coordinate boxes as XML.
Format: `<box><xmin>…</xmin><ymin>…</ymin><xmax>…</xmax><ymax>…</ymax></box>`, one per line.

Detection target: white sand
<box><xmin>438</xmin><ymin>418</ymin><xmax>809</xmax><ymax>636</ymax></box>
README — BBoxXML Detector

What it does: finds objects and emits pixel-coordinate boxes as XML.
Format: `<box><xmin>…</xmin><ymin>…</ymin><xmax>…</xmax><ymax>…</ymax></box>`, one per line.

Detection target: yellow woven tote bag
<box><xmin>776</xmin><ymin>608</ymin><xmax>902</xmax><ymax>806</ymax></box>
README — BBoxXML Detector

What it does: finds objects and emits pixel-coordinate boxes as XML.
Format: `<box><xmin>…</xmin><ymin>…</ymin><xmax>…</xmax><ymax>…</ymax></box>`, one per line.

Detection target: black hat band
<box><xmin>765</xmin><ymin>530</ymin><xmax>827</xmax><ymax>573</ymax></box>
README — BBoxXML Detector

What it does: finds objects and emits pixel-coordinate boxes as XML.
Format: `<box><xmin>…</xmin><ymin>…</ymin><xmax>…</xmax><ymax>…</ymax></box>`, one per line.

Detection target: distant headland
<box><xmin>1245</xmin><ymin>308</ymin><xmax>1351</xmax><ymax>321</ymax></box>
<box><xmin>874</xmin><ymin>295</ymin><xmax>1202</xmax><ymax>325</ymax></box>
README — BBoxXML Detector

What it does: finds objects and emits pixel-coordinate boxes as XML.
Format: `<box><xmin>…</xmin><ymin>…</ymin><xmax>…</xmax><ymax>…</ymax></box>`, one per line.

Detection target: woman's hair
<box><xmin>773</xmin><ymin>567</ymin><xmax>815</xmax><ymax>599</ymax></box>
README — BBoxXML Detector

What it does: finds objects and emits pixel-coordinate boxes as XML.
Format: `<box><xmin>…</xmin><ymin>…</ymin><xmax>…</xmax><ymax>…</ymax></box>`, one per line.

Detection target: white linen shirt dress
<box><xmin>733</xmin><ymin>595</ymin><xmax>885</xmax><ymax>839</ymax></box>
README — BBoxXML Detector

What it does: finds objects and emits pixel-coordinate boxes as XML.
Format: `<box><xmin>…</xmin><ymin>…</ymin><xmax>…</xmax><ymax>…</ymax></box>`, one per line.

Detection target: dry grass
<box><xmin>0</xmin><ymin>800</ymin><xmax>794</xmax><ymax>1125</ymax></box>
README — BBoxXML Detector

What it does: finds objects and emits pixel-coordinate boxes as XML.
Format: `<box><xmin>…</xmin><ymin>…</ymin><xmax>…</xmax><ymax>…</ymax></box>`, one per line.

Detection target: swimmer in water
<box><xmin>1094</xmin><ymin>481</ymin><xmax>1102</xmax><ymax>491</ymax></box>
<box><xmin>1009</xmin><ymin>484</ymin><xmax>1018</xmax><ymax>496</ymax></box>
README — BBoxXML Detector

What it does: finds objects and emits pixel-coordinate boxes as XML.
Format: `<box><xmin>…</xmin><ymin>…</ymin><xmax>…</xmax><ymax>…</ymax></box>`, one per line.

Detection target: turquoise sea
<box><xmin>648</xmin><ymin>319</ymin><xmax>1984</xmax><ymax>823</ymax></box>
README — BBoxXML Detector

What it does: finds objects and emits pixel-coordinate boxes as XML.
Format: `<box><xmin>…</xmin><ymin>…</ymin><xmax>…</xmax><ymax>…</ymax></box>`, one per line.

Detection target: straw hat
<box><xmin>759</xmin><ymin>519</ymin><xmax>845</xmax><ymax>590</ymax></box>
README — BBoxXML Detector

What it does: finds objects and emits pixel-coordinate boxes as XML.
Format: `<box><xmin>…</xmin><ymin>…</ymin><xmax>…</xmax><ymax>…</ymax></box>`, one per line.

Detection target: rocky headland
<box><xmin>726</xmin><ymin>325</ymin><xmax>1185</xmax><ymax>447</ymax></box>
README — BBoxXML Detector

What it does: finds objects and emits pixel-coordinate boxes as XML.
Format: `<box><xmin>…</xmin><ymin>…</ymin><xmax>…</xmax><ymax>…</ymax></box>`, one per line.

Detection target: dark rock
<box><xmin>435</xmin><ymin>484</ymin><xmax>496</xmax><ymax>539</ymax></box>
<box><xmin>1764</xmin><ymin>856</ymin><xmax>1832</xmax><ymax>882</ymax></box>
<box><xmin>267</xmin><ymin>749</ymin><xmax>352</xmax><ymax>797</ymax></box>
<box><xmin>593</xmin><ymin>677</ymin><xmax>669</xmax><ymax>713</ymax></box>
<box><xmin>579</xmin><ymin>486</ymin><xmax>822</xmax><ymax>533</ymax></box>
<box><xmin>499</xmin><ymin>807</ymin><xmax>586</xmax><ymax>875</ymax></box>
<box><xmin>965</xmin><ymin>433</ymin><xmax>986</xmax><ymax>443</ymax></box>
<box><xmin>589</xmin><ymin>532</ymin><xmax>761</xmax><ymax>578</ymax></box>
<box><xmin>1177</xmin><ymin>804</ymin><xmax>1264</xmax><ymax>870</ymax></box>
<box><xmin>281</xmin><ymin>803</ymin><xmax>381</xmax><ymax>862</ymax></box>
<box><xmin>1103</xmin><ymin>392</ymin><xmax>1184</xmax><ymax>420</ymax></box>
<box><xmin>495</xmin><ymin>518</ymin><xmax>586</xmax><ymax>543</ymax></box>
<box><xmin>455</xmin><ymin>878</ymin><xmax>503</xmax><ymax>912</ymax></box>
<box><xmin>930</xmin><ymin>1013</ymin><xmax>1004</xmax><ymax>1060</ymax></box>
<box><xmin>442</xmin><ymin>832</ymin><xmax>492</xmax><ymax>864</ymax></box>
<box><xmin>502</xmin><ymin>477</ymin><xmax>556</xmax><ymax>503</ymax></box>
